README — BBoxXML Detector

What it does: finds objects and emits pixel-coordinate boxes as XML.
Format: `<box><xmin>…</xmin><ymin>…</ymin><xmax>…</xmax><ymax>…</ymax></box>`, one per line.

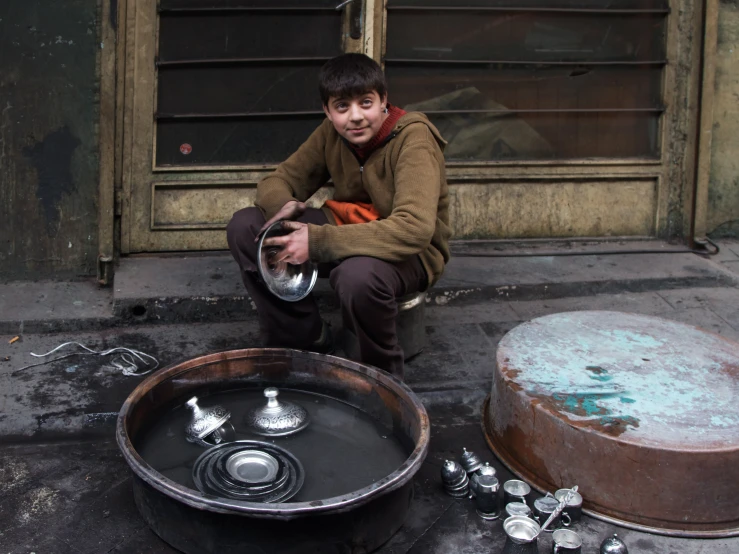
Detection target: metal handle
<box><xmin>336</xmin><ymin>0</ymin><xmax>362</xmax><ymax>40</ymax></box>
<box><xmin>536</xmin><ymin>486</ymin><xmax>578</xmax><ymax>538</ymax></box>
<box><xmin>561</xmin><ymin>511</ymin><xmax>572</xmax><ymax>527</ymax></box>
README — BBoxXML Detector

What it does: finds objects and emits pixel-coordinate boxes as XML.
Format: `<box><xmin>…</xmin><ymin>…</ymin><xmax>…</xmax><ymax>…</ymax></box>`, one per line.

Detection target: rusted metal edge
<box><xmin>480</xmin><ymin>395</ymin><xmax>739</xmax><ymax>538</ymax></box>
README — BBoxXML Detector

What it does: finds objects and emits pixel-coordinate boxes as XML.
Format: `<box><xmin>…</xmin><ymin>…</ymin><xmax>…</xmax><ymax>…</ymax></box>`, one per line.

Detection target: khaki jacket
<box><xmin>256</xmin><ymin>112</ymin><xmax>451</xmax><ymax>288</ymax></box>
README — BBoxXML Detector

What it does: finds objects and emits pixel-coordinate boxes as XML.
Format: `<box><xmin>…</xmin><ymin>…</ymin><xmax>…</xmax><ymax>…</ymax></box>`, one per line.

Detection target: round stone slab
<box><xmin>483</xmin><ymin>311</ymin><xmax>739</xmax><ymax>537</ymax></box>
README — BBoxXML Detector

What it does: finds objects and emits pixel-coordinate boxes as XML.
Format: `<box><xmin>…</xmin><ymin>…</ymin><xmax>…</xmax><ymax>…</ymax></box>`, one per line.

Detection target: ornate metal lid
<box><xmin>441</xmin><ymin>460</ymin><xmax>466</xmax><ymax>485</ymax></box>
<box><xmin>476</xmin><ymin>462</ymin><xmax>496</xmax><ymax>478</ymax></box>
<box><xmin>246</xmin><ymin>388</ymin><xmax>310</xmax><ymax>437</ymax></box>
<box><xmin>460</xmin><ymin>448</ymin><xmax>483</xmax><ymax>473</ymax></box>
<box><xmin>600</xmin><ymin>534</ymin><xmax>629</xmax><ymax>554</ymax></box>
<box><xmin>185</xmin><ymin>396</ymin><xmax>231</xmax><ymax>441</ymax></box>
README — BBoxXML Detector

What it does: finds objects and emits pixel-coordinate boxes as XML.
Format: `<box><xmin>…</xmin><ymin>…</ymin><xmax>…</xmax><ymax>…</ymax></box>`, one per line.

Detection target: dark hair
<box><xmin>318</xmin><ymin>53</ymin><xmax>387</xmax><ymax>106</ymax></box>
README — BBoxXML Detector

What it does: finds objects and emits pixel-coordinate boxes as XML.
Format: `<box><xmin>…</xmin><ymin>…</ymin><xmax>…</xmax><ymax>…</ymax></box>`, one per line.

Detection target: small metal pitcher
<box><xmin>501</xmin><ymin>516</ymin><xmax>540</xmax><ymax>554</ymax></box>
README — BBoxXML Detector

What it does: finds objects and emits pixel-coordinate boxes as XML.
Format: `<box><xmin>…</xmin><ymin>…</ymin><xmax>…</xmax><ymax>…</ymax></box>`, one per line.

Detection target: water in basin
<box><xmin>135</xmin><ymin>388</ymin><xmax>411</xmax><ymax>502</ymax></box>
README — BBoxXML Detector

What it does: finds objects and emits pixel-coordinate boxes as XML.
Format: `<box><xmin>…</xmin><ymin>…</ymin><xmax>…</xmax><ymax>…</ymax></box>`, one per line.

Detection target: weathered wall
<box><xmin>0</xmin><ymin>1</ymin><xmax>100</xmax><ymax>281</ymax></box>
<box><xmin>708</xmin><ymin>0</ymin><xmax>739</xmax><ymax>237</ymax></box>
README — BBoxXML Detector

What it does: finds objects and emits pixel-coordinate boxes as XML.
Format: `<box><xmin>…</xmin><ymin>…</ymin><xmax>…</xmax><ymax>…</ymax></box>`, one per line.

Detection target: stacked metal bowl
<box><xmin>192</xmin><ymin>440</ymin><xmax>304</xmax><ymax>502</ymax></box>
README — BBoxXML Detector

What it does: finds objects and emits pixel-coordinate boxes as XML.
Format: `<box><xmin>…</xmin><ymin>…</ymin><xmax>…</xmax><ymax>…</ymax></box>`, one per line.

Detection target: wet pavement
<box><xmin>2</xmin><ymin>241</ymin><xmax>739</xmax><ymax>553</ymax></box>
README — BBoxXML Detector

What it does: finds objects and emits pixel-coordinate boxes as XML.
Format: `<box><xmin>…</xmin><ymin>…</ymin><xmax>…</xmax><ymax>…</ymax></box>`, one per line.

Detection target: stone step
<box><xmin>1</xmin><ymin>240</ymin><xmax>736</xmax><ymax>335</ymax></box>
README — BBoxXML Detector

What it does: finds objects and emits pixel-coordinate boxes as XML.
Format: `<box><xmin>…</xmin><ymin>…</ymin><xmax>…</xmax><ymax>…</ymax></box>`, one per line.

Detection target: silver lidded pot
<box><xmin>440</xmin><ymin>459</ymin><xmax>470</xmax><ymax>498</ymax></box>
<box><xmin>185</xmin><ymin>396</ymin><xmax>234</xmax><ymax>448</ymax></box>
<box><xmin>600</xmin><ymin>534</ymin><xmax>629</xmax><ymax>554</ymax></box>
<box><xmin>246</xmin><ymin>387</ymin><xmax>310</xmax><ymax>436</ymax></box>
<box><xmin>469</xmin><ymin>462</ymin><xmax>496</xmax><ymax>497</ymax></box>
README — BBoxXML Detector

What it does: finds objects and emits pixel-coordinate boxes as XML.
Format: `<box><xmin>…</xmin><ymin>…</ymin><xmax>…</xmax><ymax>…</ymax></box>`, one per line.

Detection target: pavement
<box><xmin>1</xmin><ymin>239</ymin><xmax>739</xmax><ymax>553</ymax></box>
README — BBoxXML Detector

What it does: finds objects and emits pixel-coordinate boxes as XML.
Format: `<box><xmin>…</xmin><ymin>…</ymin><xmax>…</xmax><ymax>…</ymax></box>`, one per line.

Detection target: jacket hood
<box><xmin>394</xmin><ymin>112</ymin><xmax>448</xmax><ymax>151</ymax></box>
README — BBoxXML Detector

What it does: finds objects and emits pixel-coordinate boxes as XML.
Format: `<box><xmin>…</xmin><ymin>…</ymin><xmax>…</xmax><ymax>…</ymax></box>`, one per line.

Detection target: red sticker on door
<box><xmin>180</xmin><ymin>143</ymin><xmax>193</xmax><ymax>155</ymax></box>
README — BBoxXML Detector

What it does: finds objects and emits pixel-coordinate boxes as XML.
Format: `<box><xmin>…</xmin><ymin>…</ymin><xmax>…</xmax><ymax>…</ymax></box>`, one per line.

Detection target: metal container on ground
<box><xmin>483</xmin><ymin>311</ymin><xmax>739</xmax><ymax>537</ymax></box>
<box><xmin>117</xmin><ymin>348</ymin><xmax>430</xmax><ymax>553</ymax></box>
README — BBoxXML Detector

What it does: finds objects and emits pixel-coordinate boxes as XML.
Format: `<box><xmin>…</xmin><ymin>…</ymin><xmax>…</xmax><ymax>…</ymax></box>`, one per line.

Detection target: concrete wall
<box><xmin>708</xmin><ymin>0</ymin><xmax>739</xmax><ymax>237</ymax></box>
<box><xmin>0</xmin><ymin>1</ymin><xmax>100</xmax><ymax>281</ymax></box>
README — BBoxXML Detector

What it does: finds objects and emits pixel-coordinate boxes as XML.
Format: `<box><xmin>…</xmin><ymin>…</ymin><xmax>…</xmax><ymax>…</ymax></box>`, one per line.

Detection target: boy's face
<box><xmin>323</xmin><ymin>91</ymin><xmax>388</xmax><ymax>147</ymax></box>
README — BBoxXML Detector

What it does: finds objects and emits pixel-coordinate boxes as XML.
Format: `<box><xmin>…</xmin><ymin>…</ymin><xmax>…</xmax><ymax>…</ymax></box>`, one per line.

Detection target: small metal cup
<box><xmin>474</xmin><ymin>475</ymin><xmax>499</xmax><ymax>520</ymax></box>
<box><xmin>533</xmin><ymin>496</ymin><xmax>571</xmax><ymax>532</ymax></box>
<box><xmin>505</xmin><ymin>501</ymin><xmax>533</xmax><ymax>519</ymax></box>
<box><xmin>552</xmin><ymin>529</ymin><xmax>582</xmax><ymax>553</ymax></box>
<box><xmin>503</xmin><ymin>479</ymin><xmax>532</xmax><ymax>506</ymax></box>
<box><xmin>555</xmin><ymin>488</ymin><xmax>583</xmax><ymax>524</ymax></box>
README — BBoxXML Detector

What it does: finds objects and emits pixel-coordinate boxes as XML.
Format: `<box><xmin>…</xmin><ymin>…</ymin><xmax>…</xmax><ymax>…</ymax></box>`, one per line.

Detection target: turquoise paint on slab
<box><xmin>498</xmin><ymin>311</ymin><xmax>739</xmax><ymax>449</ymax></box>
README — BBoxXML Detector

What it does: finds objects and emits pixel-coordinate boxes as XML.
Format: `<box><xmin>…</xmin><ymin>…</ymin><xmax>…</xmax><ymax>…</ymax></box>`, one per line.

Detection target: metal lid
<box><xmin>476</xmin><ymin>462</ymin><xmax>496</xmax><ymax>478</ymax></box>
<box><xmin>191</xmin><ymin>440</ymin><xmax>305</xmax><ymax>503</ymax></box>
<box><xmin>441</xmin><ymin>460</ymin><xmax>466</xmax><ymax>485</ymax></box>
<box><xmin>246</xmin><ymin>387</ymin><xmax>310</xmax><ymax>437</ymax></box>
<box><xmin>225</xmin><ymin>450</ymin><xmax>280</xmax><ymax>484</ymax></box>
<box><xmin>600</xmin><ymin>534</ymin><xmax>629</xmax><ymax>554</ymax></box>
<box><xmin>185</xmin><ymin>396</ymin><xmax>231</xmax><ymax>441</ymax></box>
<box><xmin>460</xmin><ymin>448</ymin><xmax>483</xmax><ymax>473</ymax></box>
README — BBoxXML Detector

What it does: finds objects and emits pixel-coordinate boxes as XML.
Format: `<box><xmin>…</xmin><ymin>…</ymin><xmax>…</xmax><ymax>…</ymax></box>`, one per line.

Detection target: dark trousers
<box><xmin>226</xmin><ymin>207</ymin><xmax>427</xmax><ymax>378</ymax></box>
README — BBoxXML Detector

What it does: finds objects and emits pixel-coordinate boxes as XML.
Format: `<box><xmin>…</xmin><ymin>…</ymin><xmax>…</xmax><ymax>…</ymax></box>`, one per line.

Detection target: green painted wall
<box><xmin>0</xmin><ymin>1</ymin><xmax>100</xmax><ymax>281</ymax></box>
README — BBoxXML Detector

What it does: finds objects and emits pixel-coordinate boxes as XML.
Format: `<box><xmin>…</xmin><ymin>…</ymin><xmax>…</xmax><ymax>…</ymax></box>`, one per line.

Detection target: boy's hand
<box><xmin>262</xmin><ymin>221</ymin><xmax>310</xmax><ymax>265</ymax></box>
<box><xmin>255</xmin><ymin>200</ymin><xmax>306</xmax><ymax>242</ymax></box>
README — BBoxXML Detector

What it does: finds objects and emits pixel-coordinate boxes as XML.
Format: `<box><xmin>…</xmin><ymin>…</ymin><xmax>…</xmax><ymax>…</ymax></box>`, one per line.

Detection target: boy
<box><xmin>227</xmin><ymin>53</ymin><xmax>451</xmax><ymax>379</ymax></box>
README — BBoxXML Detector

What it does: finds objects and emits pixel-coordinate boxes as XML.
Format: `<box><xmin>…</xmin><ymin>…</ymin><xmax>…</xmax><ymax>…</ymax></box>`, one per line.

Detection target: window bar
<box><xmin>384</xmin><ymin>58</ymin><xmax>668</xmax><ymax>66</ymax></box>
<box><xmin>157</xmin><ymin>57</ymin><xmax>333</xmax><ymax>68</ymax></box>
<box><xmin>155</xmin><ymin>107</ymin><xmax>664</xmax><ymax>121</ymax></box>
<box><xmin>156</xmin><ymin>111</ymin><xmax>326</xmax><ymax>120</ymax></box>
<box><xmin>422</xmin><ymin>108</ymin><xmax>665</xmax><ymax>114</ymax></box>
<box><xmin>386</xmin><ymin>6</ymin><xmax>670</xmax><ymax>15</ymax></box>
<box><xmin>158</xmin><ymin>6</ymin><xmax>339</xmax><ymax>14</ymax></box>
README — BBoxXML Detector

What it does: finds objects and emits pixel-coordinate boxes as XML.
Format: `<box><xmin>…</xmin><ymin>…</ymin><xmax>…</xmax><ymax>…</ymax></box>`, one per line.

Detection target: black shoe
<box><xmin>310</xmin><ymin>321</ymin><xmax>335</xmax><ymax>355</ymax></box>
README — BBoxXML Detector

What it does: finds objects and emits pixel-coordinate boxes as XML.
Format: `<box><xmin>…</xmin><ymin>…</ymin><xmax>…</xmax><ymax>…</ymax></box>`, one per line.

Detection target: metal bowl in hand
<box><xmin>257</xmin><ymin>220</ymin><xmax>318</xmax><ymax>302</ymax></box>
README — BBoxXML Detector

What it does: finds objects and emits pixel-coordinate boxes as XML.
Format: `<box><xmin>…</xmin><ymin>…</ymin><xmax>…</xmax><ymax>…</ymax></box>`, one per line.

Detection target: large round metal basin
<box><xmin>117</xmin><ymin>348</ymin><xmax>430</xmax><ymax>553</ymax></box>
<box><xmin>483</xmin><ymin>311</ymin><xmax>739</xmax><ymax>537</ymax></box>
